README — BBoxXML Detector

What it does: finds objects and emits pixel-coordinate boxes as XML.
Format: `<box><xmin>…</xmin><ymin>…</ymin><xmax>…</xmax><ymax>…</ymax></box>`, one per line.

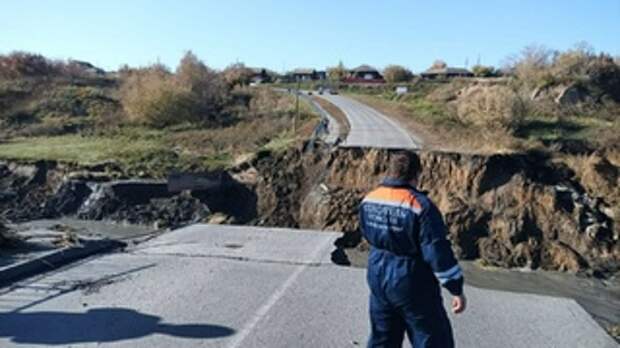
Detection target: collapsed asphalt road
<box><xmin>0</xmin><ymin>225</ymin><xmax>616</xmax><ymax>347</ymax></box>
<box><xmin>317</xmin><ymin>94</ymin><xmax>421</xmax><ymax>149</ymax></box>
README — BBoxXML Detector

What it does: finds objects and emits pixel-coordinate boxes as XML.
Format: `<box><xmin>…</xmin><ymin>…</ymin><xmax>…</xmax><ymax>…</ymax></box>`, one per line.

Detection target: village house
<box><xmin>288</xmin><ymin>68</ymin><xmax>326</xmax><ymax>81</ymax></box>
<box><xmin>420</xmin><ymin>66</ymin><xmax>473</xmax><ymax>79</ymax></box>
<box><xmin>345</xmin><ymin>65</ymin><xmax>384</xmax><ymax>83</ymax></box>
<box><xmin>249</xmin><ymin>67</ymin><xmax>275</xmax><ymax>84</ymax></box>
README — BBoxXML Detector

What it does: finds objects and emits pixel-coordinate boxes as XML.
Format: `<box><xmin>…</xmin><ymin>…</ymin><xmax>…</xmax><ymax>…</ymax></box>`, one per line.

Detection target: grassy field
<box><xmin>0</xmin><ymin>86</ymin><xmax>319</xmax><ymax>177</ymax></box>
<box><xmin>0</xmin><ymin>117</ymin><xmax>317</xmax><ymax>177</ymax></box>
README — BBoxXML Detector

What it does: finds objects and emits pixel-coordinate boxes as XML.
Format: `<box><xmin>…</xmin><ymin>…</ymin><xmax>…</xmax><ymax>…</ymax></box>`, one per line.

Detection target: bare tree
<box><xmin>175</xmin><ymin>51</ymin><xmax>228</xmax><ymax>119</ymax></box>
<box><xmin>504</xmin><ymin>44</ymin><xmax>556</xmax><ymax>87</ymax></box>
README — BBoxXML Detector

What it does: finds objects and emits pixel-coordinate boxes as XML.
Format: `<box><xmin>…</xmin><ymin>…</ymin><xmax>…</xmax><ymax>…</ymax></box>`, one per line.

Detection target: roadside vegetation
<box><xmin>343</xmin><ymin>43</ymin><xmax>620</xmax><ymax>154</ymax></box>
<box><xmin>0</xmin><ymin>51</ymin><xmax>318</xmax><ymax>176</ymax></box>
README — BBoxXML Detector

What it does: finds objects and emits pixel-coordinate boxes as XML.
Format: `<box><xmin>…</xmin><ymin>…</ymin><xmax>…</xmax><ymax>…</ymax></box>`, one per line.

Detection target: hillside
<box><xmin>0</xmin><ymin>52</ymin><xmax>318</xmax><ymax>176</ymax></box>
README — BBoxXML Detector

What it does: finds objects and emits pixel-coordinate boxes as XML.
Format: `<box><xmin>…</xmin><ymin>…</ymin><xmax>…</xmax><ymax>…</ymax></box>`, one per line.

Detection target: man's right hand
<box><xmin>452</xmin><ymin>295</ymin><xmax>466</xmax><ymax>314</ymax></box>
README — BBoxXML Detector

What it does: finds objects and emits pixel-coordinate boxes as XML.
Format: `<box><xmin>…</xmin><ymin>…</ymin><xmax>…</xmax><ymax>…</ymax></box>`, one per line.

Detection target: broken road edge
<box><xmin>0</xmin><ymin>238</ymin><xmax>127</xmax><ymax>289</ymax></box>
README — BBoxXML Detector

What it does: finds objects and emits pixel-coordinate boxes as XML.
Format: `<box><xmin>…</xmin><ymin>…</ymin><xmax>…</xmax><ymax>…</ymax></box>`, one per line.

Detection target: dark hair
<box><xmin>387</xmin><ymin>150</ymin><xmax>421</xmax><ymax>182</ymax></box>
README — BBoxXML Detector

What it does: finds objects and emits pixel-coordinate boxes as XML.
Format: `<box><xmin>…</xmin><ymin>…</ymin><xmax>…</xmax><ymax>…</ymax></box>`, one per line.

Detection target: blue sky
<box><xmin>1</xmin><ymin>0</ymin><xmax>618</xmax><ymax>73</ymax></box>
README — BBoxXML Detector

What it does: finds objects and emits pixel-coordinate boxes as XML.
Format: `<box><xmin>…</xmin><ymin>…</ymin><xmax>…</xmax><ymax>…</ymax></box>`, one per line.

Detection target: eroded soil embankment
<box><xmin>1</xmin><ymin>143</ymin><xmax>618</xmax><ymax>277</ymax></box>
<box><xmin>252</xmin><ymin>145</ymin><xmax>619</xmax><ymax>277</ymax></box>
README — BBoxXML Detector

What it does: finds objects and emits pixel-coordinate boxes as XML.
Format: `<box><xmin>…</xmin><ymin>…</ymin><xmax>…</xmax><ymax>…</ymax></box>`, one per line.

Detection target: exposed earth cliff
<box><xmin>1</xmin><ymin>142</ymin><xmax>618</xmax><ymax>277</ymax></box>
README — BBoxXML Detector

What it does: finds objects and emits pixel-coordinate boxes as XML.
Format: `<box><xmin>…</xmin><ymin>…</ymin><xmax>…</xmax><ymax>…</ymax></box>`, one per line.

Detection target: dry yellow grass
<box><xmin>456</xmin><ymin>85</ymin><xmax>527</xmax><ymax>131</ymax></box>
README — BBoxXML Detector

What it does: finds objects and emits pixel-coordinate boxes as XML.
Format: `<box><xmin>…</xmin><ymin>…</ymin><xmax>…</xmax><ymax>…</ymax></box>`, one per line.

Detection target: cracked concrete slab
<box><xmin>0</xmin><ymin>224</ymin><xmax>616</xmax><ymax>347</ymax></box>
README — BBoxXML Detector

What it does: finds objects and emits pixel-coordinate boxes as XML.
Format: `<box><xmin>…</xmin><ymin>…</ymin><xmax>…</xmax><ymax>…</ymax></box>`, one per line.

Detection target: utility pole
<box><xmin>294</xmin><ymin>78</ymin><xmax>300</xmax><ymax>133</ymax></box>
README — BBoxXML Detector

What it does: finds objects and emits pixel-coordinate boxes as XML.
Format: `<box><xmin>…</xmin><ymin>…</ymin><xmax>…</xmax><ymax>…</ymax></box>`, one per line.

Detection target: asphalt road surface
<box><xmin>0</xmin><ymin>225</ymin><xmax>616</xmax><ymax>347</ymax></box>
<box><xmin>318</xmin><ymin>94</ymin><xmax>421</xmax><ymax>149</ymax></box>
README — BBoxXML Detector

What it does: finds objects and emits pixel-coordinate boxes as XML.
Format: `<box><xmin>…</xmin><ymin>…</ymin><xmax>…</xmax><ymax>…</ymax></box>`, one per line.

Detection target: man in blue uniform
<box><xmin>359</xmin><ymin>151</ymin><xmax>466</xmax><ymax>348</ymax></box>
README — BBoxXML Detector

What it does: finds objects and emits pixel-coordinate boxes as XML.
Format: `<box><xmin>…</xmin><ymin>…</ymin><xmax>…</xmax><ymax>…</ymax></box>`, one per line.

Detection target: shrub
<box><xmin>584</xmin><ymin>55</ymin><xmax>620</xmax><ymax>102</ymax></box>
<box><xmin>120</xmin><ymin>67</ymin><xmax>197</xmax><ymax>127</ymax></box>
<box><xmin>0</xmin><ymin>52</ymin><xmax>60</xmax><ymax>79</ymax></box>
<box><xmin>550</xmin><ymin>42</ymin><xmax>594</xmax><ymax>80</ymax></box>
<box><xmin>506</xmin><ymin>44</ymin><xmax>556</xmax><ymax>88</ymax></box>
<box><xmin>120</xmin><ymin>52</ymin><xmax>231</xmax><ymax>127</ymax></box>
<box><xmin>457</xmin><ymin>85</ymin><xmax>528</xmax><ymax>131</ymax></box>
<box><xmin>176</xmin><ymin>51</ymin><xmax>229</xmax><ymax>121</ymax></box>
<box><xmin>222</xmin><ymin>63</ymin><xmax>254</xmax><ymax>87</ymax></box>
<box><xmin>383</xmin><ymin>65</ymin><xmax>413</xmax><ymax>83</ymax></box>
<box><xmin>327</xmin><ymin>61</ymin><xmax>348</xmax><ymax>81</ymax></box>
<box><xmin>471</xmin><ymin>65</ymin><xmax>496</xmax><ymax>77</ymax></box>
<box><xmin>248</xmin><ymin>87</ymin><xmax>296</xmax><ymax>116</ymax></box>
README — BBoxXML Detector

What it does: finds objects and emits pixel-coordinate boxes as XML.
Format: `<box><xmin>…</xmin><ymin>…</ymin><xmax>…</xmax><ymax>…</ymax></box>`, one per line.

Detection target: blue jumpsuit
<box><xmin>359</xmin><ymin>178</ymin><xmax>464</xmax><ymax>348</ymax></box>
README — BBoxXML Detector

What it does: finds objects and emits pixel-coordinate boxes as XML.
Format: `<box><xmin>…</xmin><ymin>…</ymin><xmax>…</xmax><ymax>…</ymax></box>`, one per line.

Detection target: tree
<box><xmin>383</xmin><ymin>65</ymin><xmax>413</xmax><ymax>83</ymax></box>
<box><xmin>327</xmin><ymin>61</ymin><xmax>348</xmax><ymax>81</ymax></box>
<box><xmin>222</xmin><ymin>63</ymin><xmax>254</xmax><ymax>87</ymax></box>
<box><xmin>175</xmin><ymin>51</ymin><xmax>228</xmax><ymax>120</ymax></box>
<box><xmin>551</xmin><ymin>41</ymin><xmax>595</xmax><ymax>79</ymax></box>
<box><xmin>120</xmin><ymin>51</ymin><xmax>230</xmax><ymax>127</ymax></box>
<box><xmin>471</xmin><ymin>65</ymin><xmax>496</xmax><ymax>77</ymax></box>
<box><xmin>120</xmin><ymin>65</ymin><xmax>196</xmax><ymax>127</ymax></box>
<box><xmin>505</xmin><ymin>44</ymin><xmax>557</xmax><ymax>87</ymax></box>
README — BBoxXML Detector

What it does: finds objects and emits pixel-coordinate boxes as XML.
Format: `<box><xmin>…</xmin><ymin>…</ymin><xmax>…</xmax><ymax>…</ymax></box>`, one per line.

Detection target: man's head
<box><xmin>386</xmin><ymin>150</ymin><xmax>422</xmax><ymax>184</ymax></box>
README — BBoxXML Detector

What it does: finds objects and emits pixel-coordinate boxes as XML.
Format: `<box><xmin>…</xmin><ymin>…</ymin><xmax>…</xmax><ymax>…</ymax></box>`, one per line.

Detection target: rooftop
<box><xmin>421</xmin><ymin>67</ymin><xmax>473</xmax><ymax>75</ymax></box>
<box><xmin>351</xmin><ymin>64</ymin><xmax>379</xmax><ymax>73</ymax></box>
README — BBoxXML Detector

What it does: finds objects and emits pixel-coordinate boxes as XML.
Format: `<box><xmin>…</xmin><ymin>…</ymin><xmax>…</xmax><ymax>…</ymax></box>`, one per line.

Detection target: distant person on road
<box><xmin>359</xmin><ymin>150</ymin><xmax>466</xmax><ymax>348</ymax></box>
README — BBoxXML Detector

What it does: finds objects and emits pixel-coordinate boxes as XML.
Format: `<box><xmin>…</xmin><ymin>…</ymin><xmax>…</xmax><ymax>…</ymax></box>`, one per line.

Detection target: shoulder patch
<box><xmin>363</xmin><ymin>187</ymin><xmax>422</xmax><ymax>214</ymax></box>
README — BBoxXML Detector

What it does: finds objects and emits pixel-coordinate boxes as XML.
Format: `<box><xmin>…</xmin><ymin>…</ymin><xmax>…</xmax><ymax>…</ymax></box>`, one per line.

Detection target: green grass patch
<box><xmin>0</xmin><ymin>134</ymin><xmax>164</xmax><ymax>164</ymax></box>
<box><xmin>515</xmin><ymin>116</ymin><xmax>615</xmax><ymax>142</ymax></box>
<box><xmin>261</xmin><ymin>131</ymin><xmax>298</xmax><ymax>153</ymax></box>
<box><xmin>0</xmin><ymin>130</ymin><xmax>233</xmax><ymax>177</ymax></box>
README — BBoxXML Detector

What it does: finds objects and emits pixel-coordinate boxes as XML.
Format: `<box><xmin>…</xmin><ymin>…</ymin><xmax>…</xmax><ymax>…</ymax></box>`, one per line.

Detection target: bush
<box><xmin>383</xmin><ymin>65</ymin><xmax>413</xmax><ymax>83</ymax></box>
<box><xmin>327</xmin><ymin>61</ymin><xmax>348</xmax><ymax>81</ymax></box>
<box><xmin>120</xmin><ymin>67</ymin><xmax>197</xmax><ymax>127</ymax></box>
<box><xmin>120</xmin><ymin>51</ymin><xmax>230</xmax><ymax>127</ymax></box>
<box><xmin>550</xmin><ymin>43</ymin><xmax>594</xmax><ymax>80</ymax></box>
<box><xmin>457</xmin><ymin>85</ymin><xmax>528</xmax><ymax>131</ymax></box>
<box><xmin>0</xmin><ymin>52</ymin><xmax>60</xmax><ymax>79</ymax></box>
<box><xmin>175</xmin><ymin>51</ymin><xmax>230</xmax><ymax>121</ymax></box>
<box><xmin>34</xmin><ymin>86</ymin><xmax>119</xmax><ymax>119</ymax></box>
<box><xmin>248</xmin><ymin>88</ymin><xmax>296</xmax><ymax>116</ymax></box>
<box><xmin>506</xmin><ymin>44</ymin><xmax>556</xmax><ymax>88</ymax></box>
<box><xmin>584</xmin><ymin>55</ymin><xmax>620</xmax><ymax>102</ymax></box>
<box><xmin>471</xmin><ymin>65</ymin><xmax>496</xmax><ymax>77</ymax></box>
<box><xmin>222</xmin><ymin>63</ymin><xmax>254</xmax><ymax>87</ymax></box>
